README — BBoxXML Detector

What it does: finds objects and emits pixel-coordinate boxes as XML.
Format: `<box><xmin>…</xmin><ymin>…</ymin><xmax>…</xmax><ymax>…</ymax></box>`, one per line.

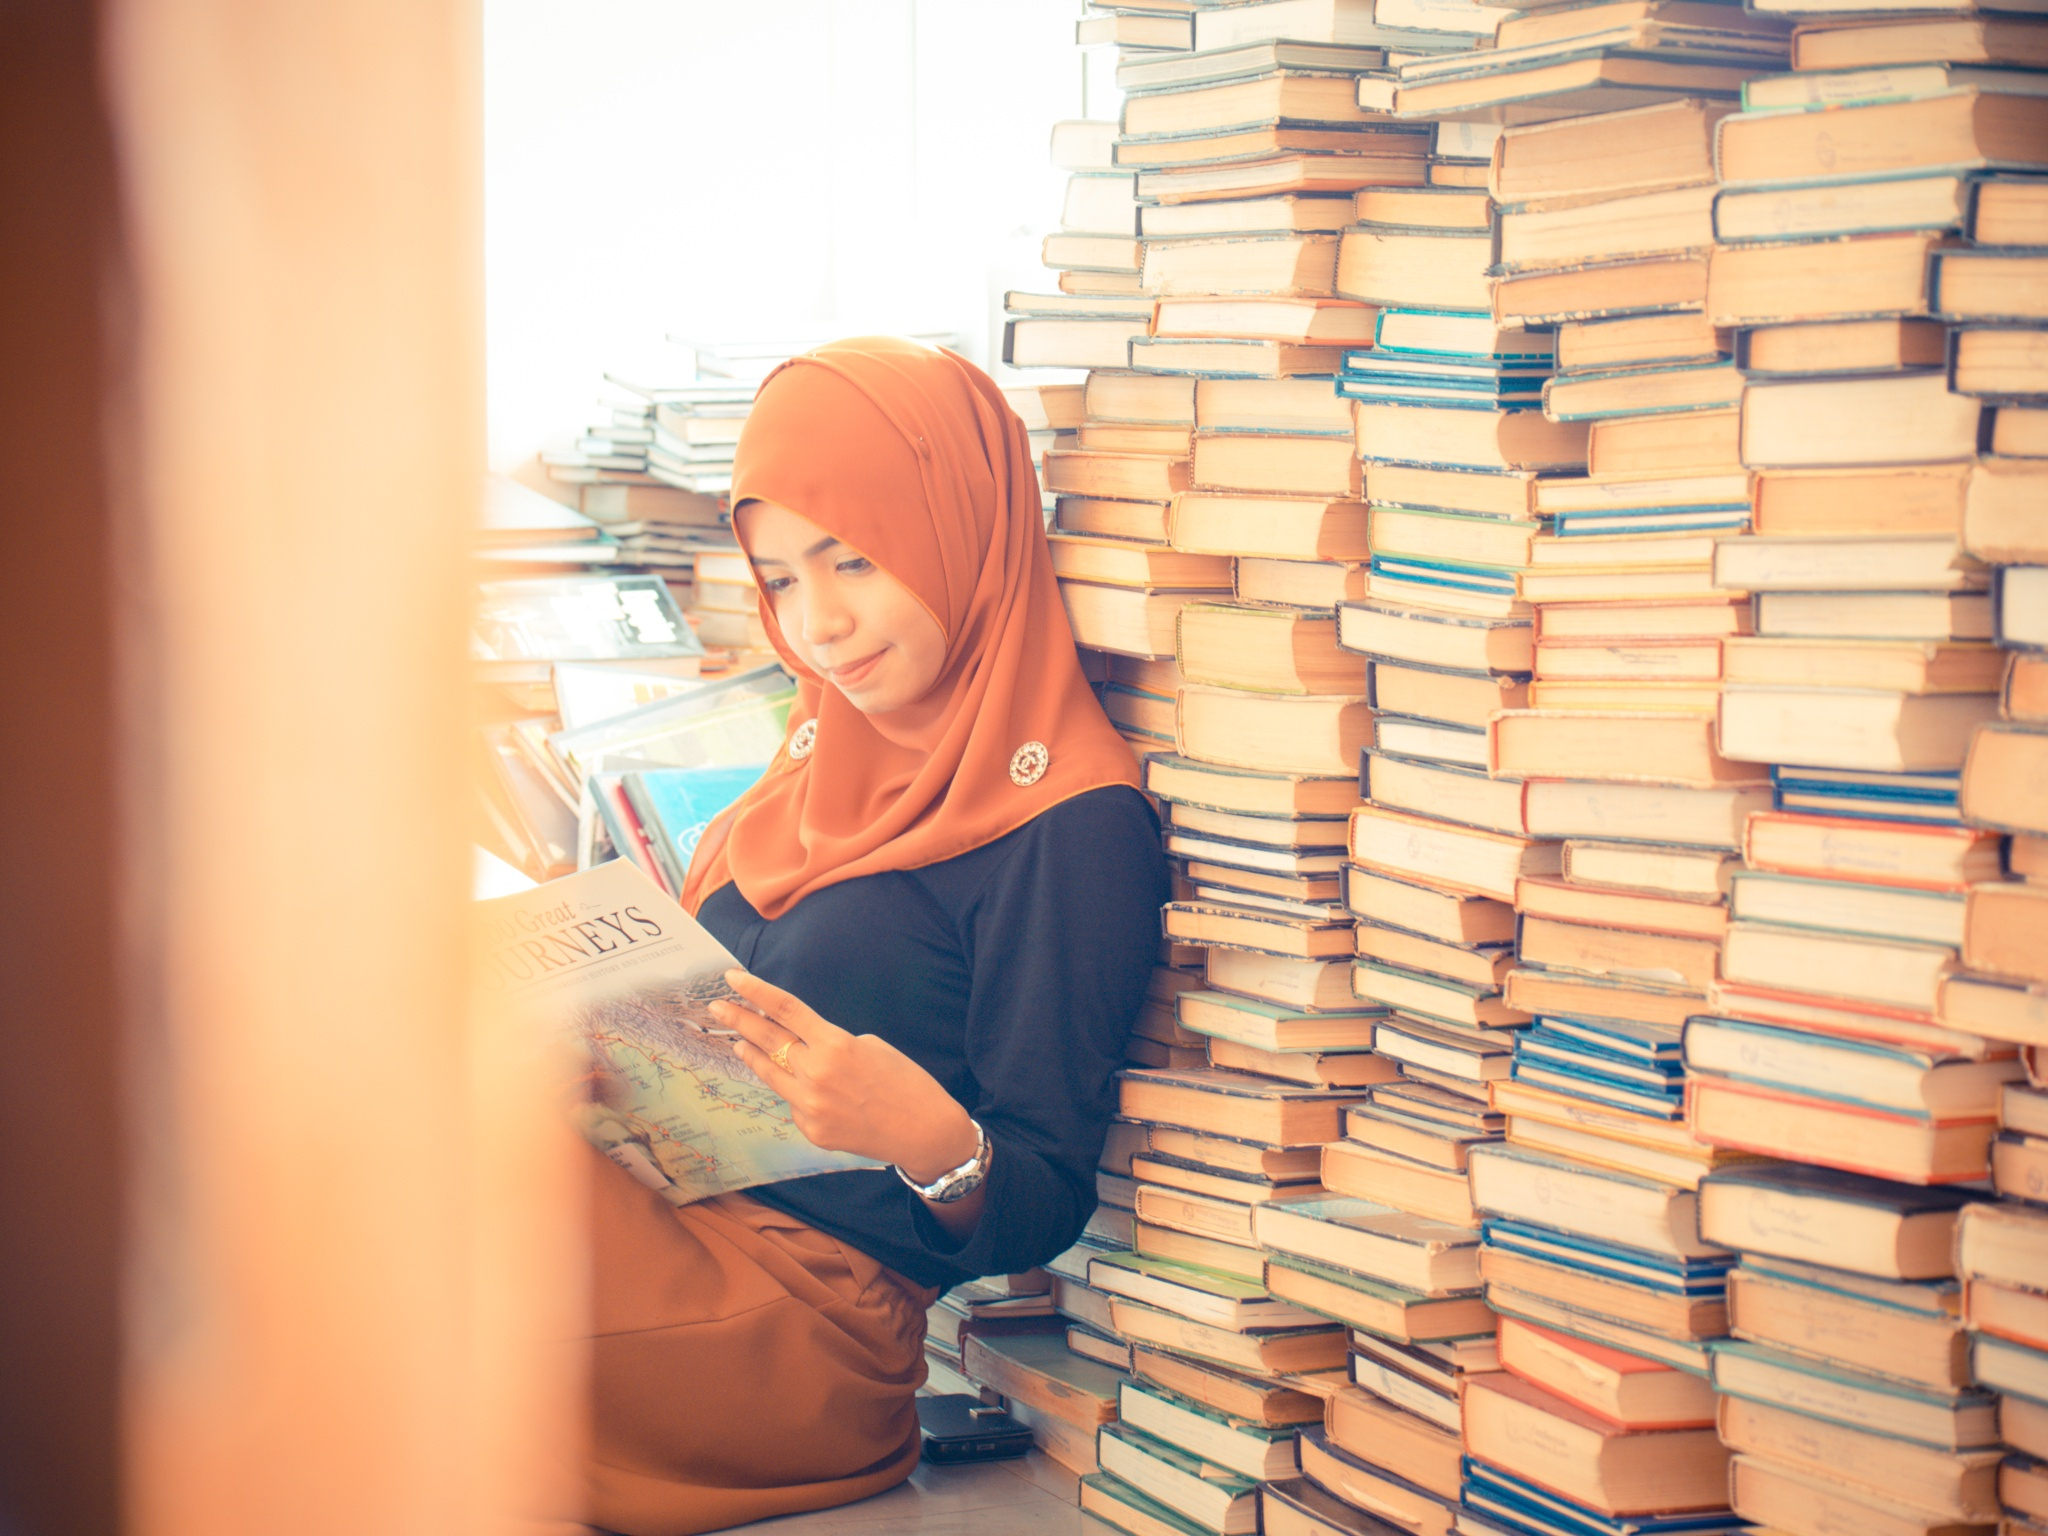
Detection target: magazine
<box><xmin>477</xmin><ymin>858</ymin><xmax>877</xmax><ymax>1203</ymax></box>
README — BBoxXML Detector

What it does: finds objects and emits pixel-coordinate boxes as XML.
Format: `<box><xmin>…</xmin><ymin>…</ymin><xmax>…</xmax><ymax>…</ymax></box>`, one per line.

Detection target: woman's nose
<box><xmin>800</xmin><ymin>587</ymin><xmax>854</xmax><ymax>648</ymax></box>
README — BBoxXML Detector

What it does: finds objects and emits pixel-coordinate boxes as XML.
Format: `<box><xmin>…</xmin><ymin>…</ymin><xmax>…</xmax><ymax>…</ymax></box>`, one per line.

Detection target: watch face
<box><xmin>927</xmin><ymin>1168</ymin><xmax>986</xmax><ymax>1204</ymax></box>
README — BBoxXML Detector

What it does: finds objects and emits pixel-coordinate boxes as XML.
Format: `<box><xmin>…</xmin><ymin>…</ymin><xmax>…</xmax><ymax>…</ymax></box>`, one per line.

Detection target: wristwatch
<box><xmin>896</xmin><ymin>1118</ymin><xmax>992</xmax><ymax>1204</ymax></box>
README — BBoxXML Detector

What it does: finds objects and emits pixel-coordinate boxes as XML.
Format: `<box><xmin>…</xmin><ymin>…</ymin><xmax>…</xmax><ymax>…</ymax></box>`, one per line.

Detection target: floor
<box><xmin>719</xmin><ymin>1450</ymin><xmax>1109</xmax><ymax>1534</ymax></box>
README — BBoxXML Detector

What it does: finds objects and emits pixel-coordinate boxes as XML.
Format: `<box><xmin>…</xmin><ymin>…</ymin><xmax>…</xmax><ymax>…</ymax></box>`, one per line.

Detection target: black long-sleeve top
<box><xmin>699</xmin><ymin>784</ymin><xmax>1168</xmax><ymax>1291</ymax></box>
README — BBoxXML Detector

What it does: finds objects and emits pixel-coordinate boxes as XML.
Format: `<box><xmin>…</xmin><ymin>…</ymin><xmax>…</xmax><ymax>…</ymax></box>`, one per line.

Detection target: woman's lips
<box><xmin>827</xmin><ymin>650</ymin><xmax>885</xmax><ymax>688</ymax></box>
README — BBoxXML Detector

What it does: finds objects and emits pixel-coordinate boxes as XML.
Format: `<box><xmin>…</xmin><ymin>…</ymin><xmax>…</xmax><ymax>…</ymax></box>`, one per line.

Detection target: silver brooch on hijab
<box><xmin>788</xmin><ymin>718</ymin><xmax>818</xmax><ymax>761</ymax></box>
<box><xmin>1010</xmin><ymin>741</ymin><xmax>1050</xmax><ymax>787</ymax></box>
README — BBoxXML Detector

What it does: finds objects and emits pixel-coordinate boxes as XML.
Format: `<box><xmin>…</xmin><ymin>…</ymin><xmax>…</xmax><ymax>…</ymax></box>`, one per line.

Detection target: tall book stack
<box><xmin>1687</xmin><ymin>1163</ymin><xmax>1996</xmax><ymax>1534</ymax></box>
<box><xmin>1959</xmin><ymin>1192</ymin><xmax>2048</xmax><ymax>1533</ymax></box>
<box><xmin>1952</xmin><ymin>331</ymin><xmax>2048</xmax><ymax>1531</ymax></box>
<box><xmin>1679</xmin><ymin>48</ymin><xmax>2027</xmax><ymax>1536</ymax></box>
<box><xmin>1085</xmin><ymin>1061</ymin><xmax>1362</xmax><ymax>1535</ymax></box>
<box><xmin>1002</xmin><ymin>9</ymin><xmax>1490</xmax><ymax>1532</ymax></box>
<box><xmin>1661</xmin><ymin>18</ymin><xmax>2048</xmax><ymax>1536</ymax></box>
<box><xmin>1954</xmin><ymin>458</ymin><xmax>2048</xmax><ymax>1060</ymax></box>
<box><xmin>1412</xmin><ymin>85</ymin><xmax>1778</xmax><ymax>1536</ymax></box>
<box><xmin>1005</xmin><ymin>2</ymin><xmax>2048</xmax><ymax>1533</ymax></box>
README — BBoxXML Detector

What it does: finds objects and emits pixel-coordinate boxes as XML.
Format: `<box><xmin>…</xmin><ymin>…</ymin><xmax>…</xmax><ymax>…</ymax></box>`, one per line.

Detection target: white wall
<box><xmin>484</xmin><ymin>0</ymin><xmax>1090</xmax><ymax>469</ymax></box>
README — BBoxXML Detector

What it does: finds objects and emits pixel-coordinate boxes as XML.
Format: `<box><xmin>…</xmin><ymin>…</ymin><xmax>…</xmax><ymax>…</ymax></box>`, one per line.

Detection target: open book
<box><xmin>477</xmin><ymin>858</ymin><xmax>878</xmax><ymax>1203</ymax></box>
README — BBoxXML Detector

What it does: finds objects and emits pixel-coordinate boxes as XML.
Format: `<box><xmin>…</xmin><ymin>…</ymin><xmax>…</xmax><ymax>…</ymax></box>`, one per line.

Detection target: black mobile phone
<box><xmin>916</xmin><ymin>1392</ymin><xmax>1034</xmax><ymax>1464</ymax></box>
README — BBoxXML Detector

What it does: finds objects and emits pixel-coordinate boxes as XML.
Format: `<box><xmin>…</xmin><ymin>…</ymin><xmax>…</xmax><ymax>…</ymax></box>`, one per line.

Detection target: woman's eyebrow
<box><xmin>749</xmin><ymin>535</ymin><xmax>843</xmax><ymax>571</ymax></box>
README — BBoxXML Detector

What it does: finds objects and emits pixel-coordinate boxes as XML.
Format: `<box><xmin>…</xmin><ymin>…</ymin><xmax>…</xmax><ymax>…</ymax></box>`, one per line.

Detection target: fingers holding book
<box><xmin>720</xmin><ymin>968</ymin><xmax>843</xmax><ymax>1039</ymax></box>
<box><xmin>711</xmin><ymin>970</ymin><xmax>828</xmax><ymax>1087</ymax></box>
<box><xmin>710</xmin><ymin>968</ymin><xmax>981</xmax><ymax>1191</ymax></box>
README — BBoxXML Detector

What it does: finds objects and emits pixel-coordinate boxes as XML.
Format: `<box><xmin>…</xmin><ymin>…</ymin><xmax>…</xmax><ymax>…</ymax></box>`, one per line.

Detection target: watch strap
<box><xmin>895</xmin><ymin>1118</ymin><xmax>991</xmax><ymax>1204</ymax></box>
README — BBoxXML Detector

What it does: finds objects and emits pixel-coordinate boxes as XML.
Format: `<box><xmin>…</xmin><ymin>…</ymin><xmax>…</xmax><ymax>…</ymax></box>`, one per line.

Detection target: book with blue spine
<box><xmin>1771</xmin><ymin>763</ymin><xmax>1962</xmax><ymax>824</ymax></box>
<box><xmin>1552</xmin><ymin>505</ymin><xmax>1751</xmax><ymax>538</ymax></box>
<box><xmin>1509</xmin><ymin>1032</ymin><xmax>1688</xmax><ymax>1118</ymax></box>
<box><xmin>1373</xmin><ymin>307</ymin><xmax>1556</xmax><ymax>360</ymax></box>
<box><xmin>1342</xmin><ymin>347</ymin><xmax>1552</xmax><ymax>378</ymax></box>
<box><xmin>1538</xmin><ymin>361</ymin><xmax>1744</xmax><ymax>424</ymax></box>
<box><xmin>1516</xmin><ymin>1033</ymin><xmax>1683</xmax><ymax>1084</ymax></box>
<box><xmin>1513</xmin><ymin>1039</ymin><xmax>1685</xmax><ymax>1108</ymax></box>
<box><xmin>1516</xmin><ymin>1029</ymin><xmax>1683</xmax><ymax>1086</ymax></box>
<box><xmin>1338</xmin><ymin>347</ymin><xmax>1552</xmax><ymax>407</ymax></box>
<box><xmin>1533</xmin><ymin>1016</ymin><xmax>1683</xmax><ymax>1066</ymax></box>
<box><xmin>1368</xmin><ymin>553</ymin><xmax>1520</xmax><ymax>597</ymax></box>
<box><xmin>1483</xmin><ymin>1220</ymin><xmax>1733</xmax><ymax>1298</ymax></box>
<box><xmin>1469</xmin><ymin>1145</ymin><xmax>1730</xmax><ymax>1261</ymax></box>
<box><xmin>1738</xmin><ymin>1250</ymin><xmax>1959</xmax><ymax>1316</ymax></box>
<box><xmin>1461</xmin><ymin>1458</ymin><xmax>1746</xmax><ymax>1536</ymax></box>
<box><xmin>1338</xmin><ymin>374</ymin><xmax>1550</xmax><ymax>408</ymax></box>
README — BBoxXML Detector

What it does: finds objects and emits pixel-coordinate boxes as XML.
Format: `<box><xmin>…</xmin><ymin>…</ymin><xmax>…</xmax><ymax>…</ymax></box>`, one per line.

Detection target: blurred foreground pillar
<box><xmin>0</xmin><ymin>2</ymin><xmax>586</xmax><ymax>1533</ymax></box>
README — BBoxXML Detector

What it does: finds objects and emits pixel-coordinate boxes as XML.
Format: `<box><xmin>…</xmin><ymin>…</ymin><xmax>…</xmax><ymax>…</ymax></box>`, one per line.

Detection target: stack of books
<box><xmin>679</xmin><ymin>544</ymin><xmax>768</xmax><ymax>654</ymax></box>
<box><xmin>477</xmin><ymin>473</ymin><xmax>631</xmax><ymax>580</ymax></box>
<box><xmin>1047</xmin><ymin>1117</ymin><xmax>1150</xmax><ymax>1369</ymax></box>
<box><xmin>1684</xmin><ymin>28</ymin><xmax>2048</xmax><ymax>1535</ymax></box>
<box><xmin>1277</xmin><ymin>1057</ymin><xmax>1505</xmax><ymax>1531</ymax></box>
<box><xmin>1007</xmin><ymin>116</ymin><xmax>1152</xmax><ymax>374</ymax></box>
<box><xmin>1695</xmin><ymin>1162</ymin><xmax>1998</xmax><ymax>1534</ymax></box>
<box><xmin>1959</xmin><ymin>1187</ymin><xmax>2048</xmax><ymax>1533</ymax></box>
<box><xmin>558</xmin><ymin>334</ymin><xmax>957</xmax><ymax>509</ymax></box>
<box><xmin>1326</xmin><ymin>132</ymin><xmax>1559</xmax><ymax>1443</ymax></box>
<box><xmin>539</xmin><ymin>363</ymin><xmax>753</xmax><ymax>516</ymax></box>
<box><xmin>1404</xmin><ymin>93</ymin><xmax>1777</xmax><ymax>1536</ymax></box>
<box><xmin>1953</xmin><ymin>356</ymin><xmax>2048</xmax><ymax>1534</ymax></box>
<box><xmin>1952</xmin><ymin>451</ymin><xmax>2048</xmax><ymax>1052</ymax></box>
<box><xmin>1500</xmin><ymin>99</ymin><xmax>1757</xmax><ymax>721</ymax></box>
<box><xmin>1085</xmin><ymin>1059</ymin><xmax>1363</xmax><ymax>1534</ymax></box>
<box><xmin>1685</xmin><ymin>47</ymin><xmax>2035</xmax><ymax>1188</ymax></box>
<box><xmin>1464</xmin><ymin>1041</ymin><xmax>1742</xmax><ymax>1536</ymax></box>
<box><xmin>996</xmin><ymin>3</ymin><xmax>2048</xmax><ymax>1533</ymax></box>
<box><xmin>635</xmin><ymin>382</ymin><xmax>749</xmax><ymax>499</ymax></box>
<box><xmin>612</xmin><ymin>377</ymin><xmax>754</xmax><ymax>500</ymax></box>
<box><xmin>494</xmin><ymin>459</ymin><xmax>727</xmax><ymax>595</ymax></box>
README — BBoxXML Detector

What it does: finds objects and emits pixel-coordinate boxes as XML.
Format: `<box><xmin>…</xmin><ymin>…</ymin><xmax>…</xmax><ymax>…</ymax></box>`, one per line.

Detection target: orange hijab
<box><xmin>679</xmin><ymin>336</ymin><xmax>1141</xmax><ymax>921</ymax></box>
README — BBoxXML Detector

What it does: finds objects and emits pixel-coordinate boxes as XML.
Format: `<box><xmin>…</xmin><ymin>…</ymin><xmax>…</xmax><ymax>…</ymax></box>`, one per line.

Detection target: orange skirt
<box><xmin>585</xmin><ymin>1146</ymin><xmax>940</xmax><ymax>1536</ymax></box>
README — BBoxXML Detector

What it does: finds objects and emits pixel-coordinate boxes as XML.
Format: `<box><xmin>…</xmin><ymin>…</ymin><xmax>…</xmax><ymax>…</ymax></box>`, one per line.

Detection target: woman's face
<box><xmin>736</xmin><ymin>497</ymin><xmax>948</xmax><ymax>715</ymax></box>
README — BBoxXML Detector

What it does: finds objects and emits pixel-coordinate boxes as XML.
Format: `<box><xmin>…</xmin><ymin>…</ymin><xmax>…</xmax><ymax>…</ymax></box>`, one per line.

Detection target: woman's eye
<box><xmin>760</xmin><ymin>575</ymin><xmax>794</xmax><ymax>595</ymax></box>
<box><xmin>837</xmin><ymin>556</ymin><xmax>872</xmax><ymax>575</ymax></box>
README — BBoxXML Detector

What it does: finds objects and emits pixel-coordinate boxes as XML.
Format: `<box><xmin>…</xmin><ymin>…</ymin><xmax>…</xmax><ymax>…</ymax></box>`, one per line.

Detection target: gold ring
<box><xmin>769</xmin><ymin>1040</ymin><xmax>794</xmax><ymax>1073</ymax></box>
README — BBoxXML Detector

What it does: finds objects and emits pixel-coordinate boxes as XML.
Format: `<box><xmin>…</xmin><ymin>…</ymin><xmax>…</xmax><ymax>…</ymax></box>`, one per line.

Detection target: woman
<box><xmin>586</xmin><ymin>336</ymin><xmax>1170</xmax><ymax>1535</ymax></box>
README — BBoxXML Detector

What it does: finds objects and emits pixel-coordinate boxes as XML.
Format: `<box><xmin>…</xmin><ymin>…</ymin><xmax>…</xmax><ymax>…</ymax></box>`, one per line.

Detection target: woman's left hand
<box><xmin>713</xmin><ymin>969</ymin><xmax>980</xmax><ymax>1186</ymax></box>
